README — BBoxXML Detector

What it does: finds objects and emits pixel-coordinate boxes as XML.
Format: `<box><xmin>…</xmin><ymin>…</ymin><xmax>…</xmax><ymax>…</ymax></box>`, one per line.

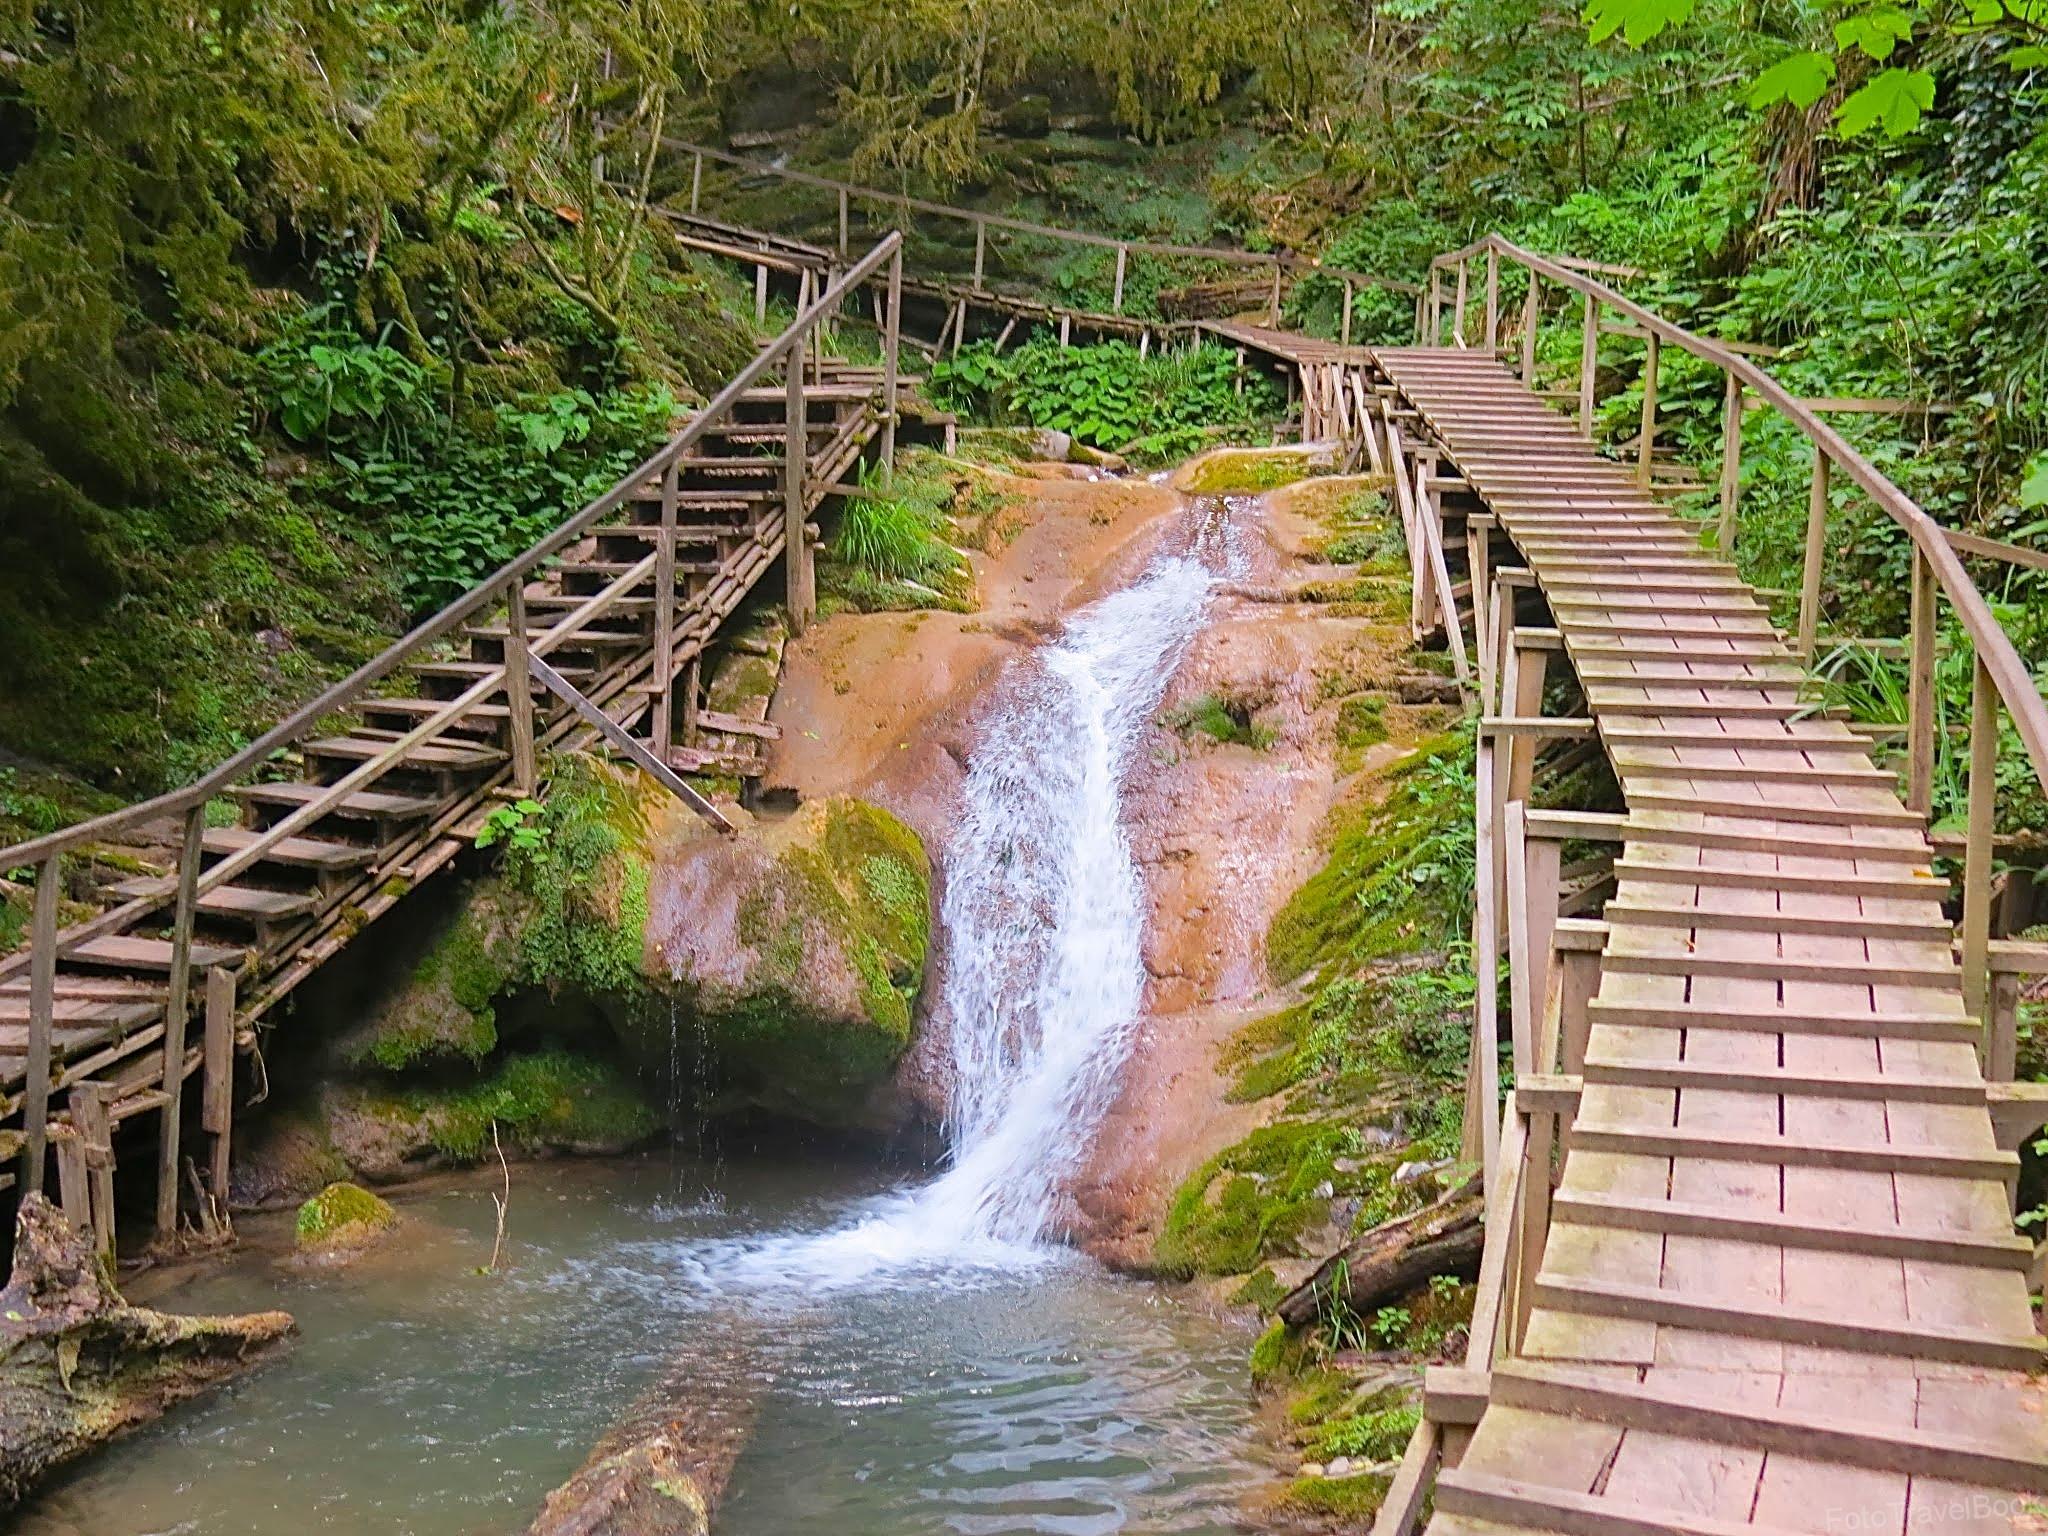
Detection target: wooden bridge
<box><xmin>1350</xmin><ymin>239</ymin><xmax>2048</xmax><ymax>1535</ymax></box>
<box><xmin>0</xmin><ymin>235</ymin><xmax>913</xmax><ymax>1258</ymax></box>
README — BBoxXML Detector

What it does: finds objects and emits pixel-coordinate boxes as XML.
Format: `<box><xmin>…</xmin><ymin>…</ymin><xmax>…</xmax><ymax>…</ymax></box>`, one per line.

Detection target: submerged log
<box><xmin>0</xmin><ymin>1194</ymin><xmax>295</xmax><ymax>1509</ymax></box>
<box><xmin>1276</xmin><ymin>1176</ymin><xmax>1484</xmax><ymax>1328</ymax></box>
<box><xmin>523</xmin><ymin>1322</ymin><xmax>760</xmax><ymax>1536</ymax></box>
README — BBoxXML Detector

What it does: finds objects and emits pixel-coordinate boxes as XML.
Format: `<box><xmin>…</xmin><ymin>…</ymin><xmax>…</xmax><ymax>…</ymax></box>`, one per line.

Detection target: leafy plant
<box><xmin>476</xmin><ymin>798</ymin><xmax>548</xmax><ymax>855</ymax></box>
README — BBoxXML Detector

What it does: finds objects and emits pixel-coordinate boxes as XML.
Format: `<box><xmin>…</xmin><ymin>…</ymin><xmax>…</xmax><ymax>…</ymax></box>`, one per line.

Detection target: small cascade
<box><xmin>725</xmin><ymin>494</ymin><xmax>1249</xmax><ymax>1285</ymax></box>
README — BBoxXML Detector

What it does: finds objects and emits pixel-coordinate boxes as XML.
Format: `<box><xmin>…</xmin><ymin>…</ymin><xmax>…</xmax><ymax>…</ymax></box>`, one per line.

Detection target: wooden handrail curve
<box><xmin>0</xmin><ymin>232</ymin><xmax>906</xmax><ymax>879</ymax></box>
<box><xmin>666</xmin><ymin>136</ymin><xmax>1422</xmax><ymax>298</ymax></box>
<box><xmin>1424</xmin><ymin>232</ymin><xmax>2048</xmax><ymax>799</ymax></box>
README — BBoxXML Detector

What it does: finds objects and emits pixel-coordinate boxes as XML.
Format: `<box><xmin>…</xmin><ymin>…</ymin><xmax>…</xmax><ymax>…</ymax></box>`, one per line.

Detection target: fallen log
<box><xmin>1155</xmin><ymin>275</ymin><xmax>1274</xmax><ymax>320</ymax></box>
<box><xmin>0</xmin><ymin>1194</ymin><xmax>295</xmax><ymax>1509</ymax></box>
<box><xmin>1276</xmin><ymin>1175</ymin><xmax>1484</xmax><ymax>1328</ymax></box>
<box><xmin>523</xmin><ymin>1319</ymin><xmax>759</xmax><ymax>1536</ymax></box>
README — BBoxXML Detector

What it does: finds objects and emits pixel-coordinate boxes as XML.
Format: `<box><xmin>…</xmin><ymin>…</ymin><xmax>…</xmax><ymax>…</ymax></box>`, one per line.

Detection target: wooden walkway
<box><xmin>1373</xmin><ymin>346</ymin><xmax>2048</xmax><ymax>1529</ymax></box>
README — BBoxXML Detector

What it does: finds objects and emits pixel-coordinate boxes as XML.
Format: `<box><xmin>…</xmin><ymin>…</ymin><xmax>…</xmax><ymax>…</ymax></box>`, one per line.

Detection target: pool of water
<box><xmin>20</xmin><ymin>1153</ymin><xmax>1272</xmax><ymax>1536</ymax></box>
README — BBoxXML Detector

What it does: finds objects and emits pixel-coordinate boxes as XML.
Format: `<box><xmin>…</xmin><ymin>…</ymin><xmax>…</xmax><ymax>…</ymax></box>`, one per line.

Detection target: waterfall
<box><xmin>724</xmin><ymin>497</ymin><xmax>1245</xmax><ymax>1286</ymax></box>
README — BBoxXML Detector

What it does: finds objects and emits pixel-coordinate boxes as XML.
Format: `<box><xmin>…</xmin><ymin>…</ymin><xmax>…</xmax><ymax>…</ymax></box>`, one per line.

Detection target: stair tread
<box><xmin>109</xmin><ymin>877</ymin><xmax>321</xmax><ymax>919</ymax></box>
<box><xmin>0</xmin><ymin>996</ymin><xmax>158</xmax><ymax>1027</ymax></box>
<box><xmin>68</xmin><ymin>935</ymin><xmax>244</xmax><ymax>973</ymax></box>
<box><xmin>230</xmin><ymin>781</ymin><xmax>442</xmax><ymax>818</ymax></box>
<box><xmin>304</xmin><ymin>735</ymin><xmax>506</xmax><ymax>771</ymax></box>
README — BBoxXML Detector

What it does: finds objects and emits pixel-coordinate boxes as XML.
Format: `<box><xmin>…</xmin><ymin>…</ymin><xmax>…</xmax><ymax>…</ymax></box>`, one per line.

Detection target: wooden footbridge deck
<box><xmin>1357</xmin><ymin>240</ymin><xmax>2048</xmax><ymax>1534</ymax></box>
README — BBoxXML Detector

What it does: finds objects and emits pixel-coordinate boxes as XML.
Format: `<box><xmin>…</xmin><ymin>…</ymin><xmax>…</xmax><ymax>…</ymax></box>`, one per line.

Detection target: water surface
<box><xmin>23</xmin><ymin>1154</ymin><xmax>1270</xmax><ymax>1536</ymax></box>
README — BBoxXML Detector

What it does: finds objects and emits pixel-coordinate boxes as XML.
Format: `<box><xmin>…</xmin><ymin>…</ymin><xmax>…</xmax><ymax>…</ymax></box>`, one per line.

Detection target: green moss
<box><xmin>1307</xmin><ymin>1402</ymin><xmax>1421</xmax><ymax>1462</ymax></box>
<box><xmin>352</xmin><ymin>888</ymin><xmax>526</xmax><ymax>1072</ymax></box>
<box><xmin>1335</xmin><ymin>694</ymin><xmax>1388</xmax><ymax>751</ymax></box>
<box><xmin>1160</xmin><ymin>692</ymin><xmax>1276</xmax><ymax>750</ymax></box>
<box><xmin>1267</xmin><ymin>728</ymin><xmax>1475</xmax><ymax>982</ymax></box>
<box><xmin>1272</xmin><ymin>1472</ymin><xmax>1392</xmax><ymax>1521</ymax></box>
<box><xmin>385</xmin><ymin>1049</ymin><xmax>660</xmax><ymax>1162</ymax></box>
<box><xmin>1249</xmin><ymin>1320</ymin><xmax>1312</xmax><ymax>1384</ymax></box>
<box><xmin>1156</xmin><ymin>1118</ymin><xmax>1363</xmax><ymax>1277</ymax></box>
<box><xmin>1228</xmin><ymin>1267</ymin><xmax>1287</xmax><ymax>1311</ymax></box>
<box><xmin>1184</xmin><ymin>449</ymin><xmax>1313</xmax><ymax>494</ymax></box>
<box><xmin>294</xmin><ymin>1180</ymin><xmax>395</xmax><ymax>1247</ymax></box>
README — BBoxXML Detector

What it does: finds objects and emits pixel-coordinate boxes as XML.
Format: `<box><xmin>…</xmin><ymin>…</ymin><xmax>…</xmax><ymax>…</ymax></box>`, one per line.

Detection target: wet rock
<box><xmin>639</xmin><ymin>797</ymin><xmax>931</xmax><ymax>1133</ymax></box>
<box><xmin>0</xmin><ymin>1196</ymin><xmax>294</xmax><ymax>1509</ymax></box>
<box><xmin>293</xmin><ymin>1181</ymin><xmax>395</xmax><ymax>1261</ymax></box>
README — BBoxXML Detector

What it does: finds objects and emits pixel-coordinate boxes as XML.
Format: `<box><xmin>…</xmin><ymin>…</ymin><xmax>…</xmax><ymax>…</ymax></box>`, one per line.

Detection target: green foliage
<box><xmin>931</xmin><ymin>338</ymin><xmax>1281</xmax><ymax>462</ymax></box>
<box><xmin>294</xmin><ymin>1181</ymin><xmax>396</xmax><ymax>1247</ymax></box>
<box><xmin>819</xmin><ymin>453</ymin><xmax>975</xmax><ymax>614</ymax></box>
<box><xmin>390</xmin><ymin>1049</ymin><xmax>661</xmax><ymax>1162</ymax></box>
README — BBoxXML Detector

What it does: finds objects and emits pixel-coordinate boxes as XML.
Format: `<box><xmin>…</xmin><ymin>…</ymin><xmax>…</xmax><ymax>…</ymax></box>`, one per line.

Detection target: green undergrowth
<box><xmin>818</xmin><ymin>450</ymin><xmax>984</xmax><ymax>615</ymax></box>
<box><xmin>929</xmin><ymin>338</ymin><xmax>1282</xmax><ymax>464</ymax></box>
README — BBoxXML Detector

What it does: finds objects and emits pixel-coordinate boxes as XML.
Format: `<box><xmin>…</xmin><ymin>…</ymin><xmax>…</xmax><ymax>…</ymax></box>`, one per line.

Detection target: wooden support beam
<box><xmin>20</xmin><ymin>854</ymin><xmax>57</xmax><ymax>1193</ymax></box>
<box><xmin>155</xmin><ymin>805</ymin><xmax>207</xmax><ymax>1241</ymax></box>
<box><xmin>1717</xmin><ymin>368</ymin><xmax>1742</xmax><ymax>556</ymax></box>
<box><xmin>202</xmin><ymin>965</ymin><xmax>236</xmax><ymax>1205</ymax></box>
<box><xmin>529</xmin><ymin>657</ymin><xmax>735</xmax><ymax>834</ymax></box>
<box><xmin>73</xmin><ymin>1082</ymin><xmax>115</xmax><ymax>1264</ymax></box>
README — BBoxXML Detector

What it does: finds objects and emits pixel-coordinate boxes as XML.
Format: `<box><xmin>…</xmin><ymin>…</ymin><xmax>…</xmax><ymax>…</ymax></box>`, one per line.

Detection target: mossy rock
<box><xmin>294</xmin><ymin>1181</ymin><xmax>395</xmax><ymax>1250</ymax></box>
<box><xmin>637</xmin><ymin>796</ymin><xmax>932</xmax><ymax>1131</ymax></box>
<box><xmin>323</xmin><ymin>1051</ymin><xmax>662</xmax><ymax>1180</ymax></box>
<box><xmin>340</xmin><ymin>882</ymin><xmax>533</xmax><ymax>1073</ymax></box>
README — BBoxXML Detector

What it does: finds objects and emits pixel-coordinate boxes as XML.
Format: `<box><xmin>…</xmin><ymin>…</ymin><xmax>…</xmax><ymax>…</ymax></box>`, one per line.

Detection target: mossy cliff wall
<box><xmin>235</xmin><ymin>758</ymin><xmax>934</xmax><ymax>1204</ymax></box>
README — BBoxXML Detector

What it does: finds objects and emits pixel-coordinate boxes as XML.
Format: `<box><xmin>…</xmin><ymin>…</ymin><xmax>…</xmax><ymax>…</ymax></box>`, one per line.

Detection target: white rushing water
<box><xmin>722</xmin><ymin>498</ymin><xmax>1246</xmax><ymax>1287</ymax></box>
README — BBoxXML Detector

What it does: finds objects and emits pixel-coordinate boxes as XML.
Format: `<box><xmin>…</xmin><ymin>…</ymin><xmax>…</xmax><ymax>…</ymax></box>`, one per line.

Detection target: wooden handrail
<box><xmin>1430</xmin><ymin>232</ymin><xmax>2048</xmax><ymax>800</ymax></box>
<box><xmin>666</xmin><ymin>137</ymin><xmax>1422</xmax><ymax>298</ymax></box>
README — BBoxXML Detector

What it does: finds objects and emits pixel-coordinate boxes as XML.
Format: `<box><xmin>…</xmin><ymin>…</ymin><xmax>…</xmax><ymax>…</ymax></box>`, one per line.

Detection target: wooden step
<box><xmin>66</xmin><ymin>935</ymin><xmax>244</xmax><ymax>974</ymax></box>
<box><xmin>1601</xmin><ymin>948</ymin><xmax>1959</xmax><ymax>989</ymax></box>
<box><xmin>410</xmin><ymin>660</ymin><xmax>593</xmax><ymax>685</ymax></box>
<box><xmin>1549</xmin><ymin>1188</ymin><xmax>2032</xmax><ymax>1269</ymax></box>
<box><xmin>0</xmin><ymin>995</ymin><xmax>158</xmax><ymax>1028</ymax></box>
<box><xmin>1581</xmin><ymin>1054</ymin><xmax>1985</xmax><ymax>1103</ymax></box>
<box><xmin>109</xmin><ymin>877</ymin><xmax>320</xmax><ymax>923</ymax></box>
<box><xmin>201</xmin><ymin>827</ymin><xmax>380</xmax><ymax>871</ymax></box>
<box><xmin>0</xmin><ymin>976</ymin><xmax>163</xmax><ymax>1000</ymax></box>
<box><xmin>1600</xmin><ymin>899</ymin><xmax>1951</xmax><ymax>942</ymax></box>
<box><xmin>1586</xmin><ymin>998</ymin><xmax>1979</xmax><ymax>1042</ymax></box>
<box><xmin>1566</xmin><ymin>1120</ymin><xmax>2017</xmax><ymax>1183</ymax></box>
<box><xmin>1607</xmin><ymin>858</ymin><xmax>1946</xmax><ymax>901</ymax></box>
<box><xmin>1622</xmin><ymin>787</ymin><xmax>1922</xmax><ymax>828</ymax></box>
<box><xmin>1489</xmin><ymin>1359</ymin><xmax>2048</xmax><ymax>1492</ymax></box>
<box><xmin>357</xmin><ymin>697</ymin><xmax>511</xmax><ymax>727</ymax></box>
<box><xmin>230</xmin><ymin>781</ymin><xmax>441</xmax><ymax>821</ymax></box>
<box><xmin>1438</xmin><ymin>1468</ymin><xmax>1811</xmax><ymax>1536</ymax></box>
<box><xmin>303</xmin><ymin>736</ymin><xmax>507</xmax><ymax>773</ymax></box>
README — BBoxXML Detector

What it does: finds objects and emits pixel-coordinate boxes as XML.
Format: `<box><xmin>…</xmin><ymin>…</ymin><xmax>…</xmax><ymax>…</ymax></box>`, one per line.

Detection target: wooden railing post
<box><xmin>155</xmin><ymin>804</ymin><xmax>206</xmax><ymax>1241</ymax></box>
<box><xmin>1426</xmin><ymin>268</ymin><xmax>1441</xmax><ymax>344</ymax></box>
<box><xmin>650</xmin><ymin>459</ymin><xmax>679</xmax><ymax>752</ymax></box>
<box><xmin>1636</xmin><ymin>331</ymin><xmax>1659</xmax><ymax>491</ymax></box>
<box><xmin>784</xmin><ymin>335</ymin><xmax>813</xmax><ymax>635</ymax></box>
<box><xmin>20</xmin><ymin>853</ymin><xmax>59</xmax><ymax>1193</ymax></box>
<box><xmin>1452</xmin><ymin>260</ymin><xmax>1469</xmax><ymax>346</ymax></box>
<box><xmin>1906</xmin><ymin>551</ymin><xmax>1937</xmax><ymax>815</ymax></box>
<box><xmin>73</xmin><ymin>1082</ymin><xmax>116</xmax><ymax>1263</ymax></box>
<box><xmin>202</xmin><ymin>964</ymin><xmax>237</xmax><ymax>1209</ymax></box>
<box><xmin>973</xmin><ymin>217</ymin><xmax>987</xmax><ymax>291</ymax></box>
<box><xmin>1961</xmin><ymin>655</ymin><xmax>1998</xmax><ymax>1025</ymax></box>
<box><xmin>689</xmin><ymin>151</ymin><xmax>703</xmax><ymax>213</ymax></box>
<box><xmin>1483</xmin><ymin>247</ymin><xmax>1500</xmax><ymax>353</ymax></box>
<box><xmin>1112</xmin><ymin>244</ymin><xmax>1128</xmax><ymax>314</ymax></box>
<box><xmin>504</xmin><ymin>581</ymin><xmax>538</xmax><ymax>793</ymax></box>
<box><xmin>1520</xmin><ymin>272</ymin><xmax>1539</xmax><ymax>384</ymax></box>
<box><xmin>1340</xmin><ymin>278</ymin><xmax>1354</xmax><ymax>348</ymax></box>
<box><xmin>754</xmin><ymin>263</ymin><xmax>768</xmax><ymax>326</ymax></box>
<box><xmin>1717</xmin><ymin>370</ymin><xmax>1743</xmax><ymax>557</ymax></box>
<box><xmin>880</xmin><ymin>245</ymin><xmax>902</xmax><ymax>478</ymax></box>
<box><xmin>1467</xmin><ymin>736</ymin><xmax>1503</xmax><ymax>1181</ymax></box>
<box><xmin>1577</xmin><ymin>291</ymin><xmax>1598</xmax><ymax>437</ymax></box>
<box><xmin>1267</xmin><ymin>260</ymin><xmax>1282</xmax><ymax>326</ymax></box>
<box><xmin>1797</xmin><ymin>448</ymin><xmax>1831</xmax><ymax>659</ymax></box>
<box><xmin>837</xmin><ymin>186</ymin><xmax>849</xmax><ymax>257</ymax></box>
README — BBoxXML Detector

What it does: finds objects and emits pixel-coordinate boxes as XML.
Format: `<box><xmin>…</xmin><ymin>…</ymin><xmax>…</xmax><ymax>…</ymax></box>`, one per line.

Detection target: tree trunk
<box><xmin>523</xmin><ymin>1319</ymin><xmax>759</xmax><ymax>1536</ymax></box>
<box><xmin>1276</xmin><ymin>1175</ymin><xmax>1484</xmax><ymax>1328</ymax></box>
<box><xmin>0</xmin><ymin>1195</ymin><xmax>294</xmax><ymax>1510</ymax></box>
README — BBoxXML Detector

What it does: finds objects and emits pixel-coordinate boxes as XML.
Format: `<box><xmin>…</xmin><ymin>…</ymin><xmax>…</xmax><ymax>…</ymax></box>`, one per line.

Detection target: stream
<box><xmin>22</xmin><ymin>492</ymin><xmax>1268</xmax><ymax>1535</ymax></box>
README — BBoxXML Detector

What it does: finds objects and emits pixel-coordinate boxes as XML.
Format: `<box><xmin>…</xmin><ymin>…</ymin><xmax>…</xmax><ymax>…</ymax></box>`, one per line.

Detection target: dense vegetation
<box><xmin>5</xmin><ymin>0</ymin><xmax>2042</xmax><ymax>812</ymax></box>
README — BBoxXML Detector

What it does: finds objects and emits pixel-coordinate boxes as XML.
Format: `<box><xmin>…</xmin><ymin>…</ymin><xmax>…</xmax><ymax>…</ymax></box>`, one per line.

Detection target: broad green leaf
<box><xmin>1835</xmin><ymin>67</ymin><xmax>1935</xmax><ymax>135</ymax></box>
<box><xmin>2005</xmin><ymin>43</ymin><xmax>2048</xmax><ymax>66</ymax></box>
<box><xmin>1585</xmin><ymin>0</ymin><xmax>1696</xmax><ymax>46</ymax></box>
<box><xmin>1749</xmin><ymin>50</ymin><xmax>1837</xmax><ymax>108</ymax></box>
<box><xmin>2021</xmin><ymin>455</ymin><xmax>2048</xmax><ymax>510</ymax></box>
<box><xmin>1832</xmin><ymin>8</ymin><xmax>1913</xmax><ymax>59</ymax></box>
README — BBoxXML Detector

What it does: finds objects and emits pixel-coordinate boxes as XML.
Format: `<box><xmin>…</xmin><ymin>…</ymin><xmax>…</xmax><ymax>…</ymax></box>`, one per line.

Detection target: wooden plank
<box><xmin>1490</xmin><ymin>1360</ymin><xmax>2048</xmax><ymax>1491</ymax></box>
<box><xmin>1550</xmin><ymin>1189</ymin><xmax>2029</xmax><ymax>1269</ymax></box>
<box><xmin>1587</xmin><ymin>999</ymin><xmax>1977</xmax><ymax>1042</ymax></box>
<box><xmin>1565</xmin><ymin>1121</ymin><xmax>2016</xmax><ymax>1182</ymax></box>
<box><xmin>1534</xmin><ymin>1273</ymin><xmax>2042</xmax><ymax>1369</ymax></box>
<box><xmin>1439</xmin><ymin>1468</ymin><xmax>1814</xmax><ymax>1536</ymax></box>
<box><xmin>1599</xmin><ymin>900</ymin><xmax>1949</xmax><ymax>943</ymax></box>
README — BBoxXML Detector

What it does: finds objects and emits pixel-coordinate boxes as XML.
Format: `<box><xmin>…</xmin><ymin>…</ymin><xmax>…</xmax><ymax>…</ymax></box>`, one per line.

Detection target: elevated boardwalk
<box><xmin>1372</xmin><ymin>343</ymin><xmax>2048</xmax><ymax>1528</ymax></box>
